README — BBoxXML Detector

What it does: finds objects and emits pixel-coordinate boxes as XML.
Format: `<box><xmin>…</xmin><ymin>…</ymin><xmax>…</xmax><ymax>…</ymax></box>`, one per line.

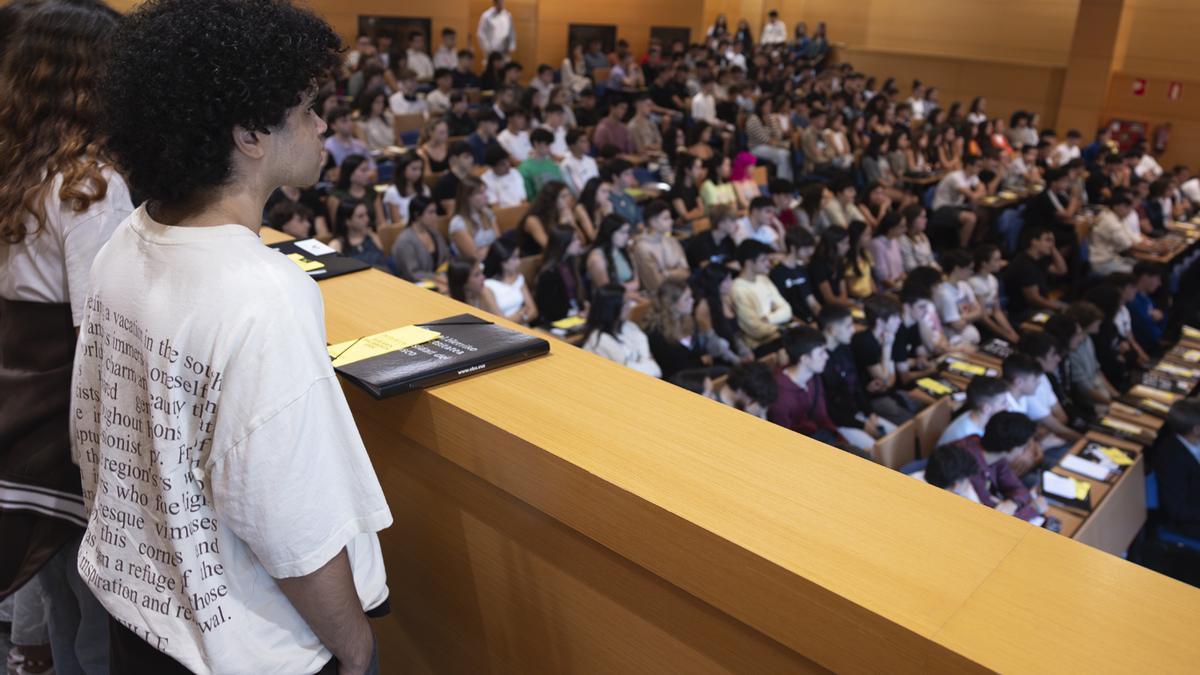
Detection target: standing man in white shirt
<box><xmin>477</xmin><ymin>0</ymin><xmax>515</xmax><ymax>57</ymax></box>
<box><xmin>406</xmin><ymin>30</ymin><xmax>435</xmax><ymax>82</ymax></box>
<box><xmin>433</xmin><ymin>27</ymin><xmax>459</xmax><ymax>70</ymax></box>
<box><xmin>85</xmin><ymin>1</ymin><xmax>392</xmax><ymax>672</ymax></box>
<box><xmin>760</xmin><ymin>10</ymin><xmax>787</xmax><ymax>45</ymax></box>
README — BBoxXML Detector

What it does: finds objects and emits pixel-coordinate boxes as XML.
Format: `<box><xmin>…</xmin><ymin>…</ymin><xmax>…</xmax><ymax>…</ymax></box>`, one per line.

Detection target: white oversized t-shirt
<box><xmin>70</xmin><ymin>207</ymin><xmax>392</xmax><ymax>674</ymax></box>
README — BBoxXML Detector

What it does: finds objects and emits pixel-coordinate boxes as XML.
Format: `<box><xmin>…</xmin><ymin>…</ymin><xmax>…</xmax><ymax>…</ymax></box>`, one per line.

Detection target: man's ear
<box><xmin>232</xmin><ymin>125</ymin><xmax>267</xmax><ymax>160</ymax></box>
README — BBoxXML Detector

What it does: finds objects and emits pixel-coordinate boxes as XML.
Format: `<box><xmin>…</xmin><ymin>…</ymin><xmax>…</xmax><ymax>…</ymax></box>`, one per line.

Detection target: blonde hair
<box><xmin>642</xmin><ymin>279</ymin><xmax>694</xmax><ymax>343</ymax></box>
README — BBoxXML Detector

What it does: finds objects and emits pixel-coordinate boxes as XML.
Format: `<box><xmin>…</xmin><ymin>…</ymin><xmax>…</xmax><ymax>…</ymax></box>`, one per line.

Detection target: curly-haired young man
<box><xmin>71</xmin><ymin>1</ymin><xmax>391</xmax><ymax>673</ymax></box>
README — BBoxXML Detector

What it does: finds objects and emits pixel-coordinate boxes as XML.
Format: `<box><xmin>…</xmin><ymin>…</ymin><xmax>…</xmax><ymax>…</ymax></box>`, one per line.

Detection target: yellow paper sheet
<box><xmin>917</xmin><ymin>378</ymin><xmax>952</xmax><ymax>395</ymax></box>
<box><xmin>1184</xmin><ymin>349</ymin><xmax>1200</xmax><ymax>362</ymax></box>
<box><xmin>850</xmin><ymin>307</ymin><xmax>865</xmax><ymax>321</ymax></box>
<box><xmin>1099</xmin><ymin>446</ymin><xmax>1135</xmax><ymax>467</ymax></box>
<box><xmin>1182</xmin><ymin>325</ymin><xmax>1200</xmax><ymax>339</ymax></box>
<box><xmin>552</xmin><ymin>315</ymin><xmax>586</xmax><ymax>330</ymax></box>
<box><xmin>1074</xmin><ymin>479</ymin><xmax>1091</xmax><ymax>500</ymax></box>
<box><xmin>1156</xmin><ymin>363</ymin><xmax>1199</xmax><ymax>378</ymax></box>
<box><xmin>946</xmin><ymin>359</ymin><xmax>987</xmax><ymax>376</ymax></box>
<box><xmin>328</xmin><ymin>326</ymin><xmax>442</xmax><ymax>366</ymax></box>
<box><xmin>1101</xmin><ymin>416</ymin><xmax>1144</xmax><ymax>435</ymax></box>
<box><xmin>286</xmin><ymin>252</ymin><xmax>325</xmax><ymax>272</ymax></box>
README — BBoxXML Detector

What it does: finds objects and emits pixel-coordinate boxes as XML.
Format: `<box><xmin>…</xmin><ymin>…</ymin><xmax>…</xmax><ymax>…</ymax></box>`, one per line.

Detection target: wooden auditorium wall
<box><xmin>532</xmin><ymin>0</ymin><xmax>706</xmax><ymax>72</ymax></box>
<box><xmin>1103</xmin><ymin>0</ymin><xmax>1200</xmax><ymax>168</ymax></box>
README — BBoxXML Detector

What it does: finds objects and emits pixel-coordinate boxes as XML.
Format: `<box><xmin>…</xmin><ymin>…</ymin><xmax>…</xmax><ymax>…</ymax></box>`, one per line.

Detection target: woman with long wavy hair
<box><xmin>0</xmin><ymin>1</ymin><xmax>126</xmax><ymax>671</ymax></box>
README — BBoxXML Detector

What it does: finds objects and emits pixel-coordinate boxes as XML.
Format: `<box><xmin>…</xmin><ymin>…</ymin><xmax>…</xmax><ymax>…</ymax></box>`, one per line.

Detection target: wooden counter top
<box><xmin>261</xmin><ymin>228</ymin><xmax>1200</xmax><ymax>673</ymax></box>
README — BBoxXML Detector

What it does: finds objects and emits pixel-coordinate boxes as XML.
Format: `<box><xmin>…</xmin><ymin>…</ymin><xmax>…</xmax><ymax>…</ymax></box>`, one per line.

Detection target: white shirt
<box><xmin>382</xmin><ymin>185</ymin><xmax>428</xmax><ymax>225</ymax></box>
<box><xmin>968</xmin><ymin>273</ymin><xmax>999</xmax><ymax>311</ymax></box>
<box><xmin>760</xmin><ymin>19</ymin><xmax>787</xmax><ymax>44</ymax></box>
<box><xmin>71</xmin><ymin>207</ymin><xmax>391</xmax><ymax>674</ymax></box>
<box><xmin>1</xmin><ymin>169</ymin><xmax>132</xmax><ymax>326</ymax></box>
<box><xmin>691</xmin><ymin>92</ymin><xmax>719</xmax><ymax>126</ymax></box>
<box><xmin>937</xmin><ymin>411</ymin><xmax>986</xmax><ymax>447</ymax></box>
<box><xmin>1135</xmin><ymin>154</ymin><xmax>1163</xmax><ymax>180</ymax></box>
<box><xmin>559</xmin><ymin>153</ymin><xmax>599</xmax><ymax>196</ymax></box>
<box><xmin>1121</xmin><ymin>209</ymin><xmax>1144</xmax><ymax>243</ymax></box>
<box><xmin>485</xmin><ymin>274</ymin><xmax>526</xmax><ymax>317</ymax></box>
<box><xmin>497</xmin><ymin>128</ymin><xmax>532</xmax><ymax>162</ymax></box>
<box><xmin>481</xmin><ymin>168</ymin><xmax>527</xmax><ymax>207</ymax></box>
<box><xmin>1181</xmin><ymin>177</ymin><xmax>1200</xmax><ymax>206</ymax></box>
<box><xmin>932</xmin><ymin>170</ymin><xmax>978</xmax><ymax>210</ymax></box>
<box><xmin>538</xmin><ymin>123</ymin><xmax>569</xmax><ymax>157</ymax></box>
<box><xmin>389</xmin><ymin>91</ymin><xmax>428</xmax><ymax>116</ymax></box>
<box><xmin>425</xmin><ymin>88</ymin><xmax>451</xmax><ymax>115</ymax></box>
<box><xmin>477</xmin><ymin>6</ymin><xmax>515</xmax><ymax>55</ymax></box>
<box><xmin>407</xmin><ymin>49</ymin><xmax>434</xmax><ymax>81</ymax></box>
<box><xmin>583</xmin><ymin>321</ymin><xmax>662</xmax><ymax>378</ymax></box>
<box><xmin>1051</xmin><ymin>142</ymin><xmax>1080</xmax><ymax>167</ymax></box>
<box><xmin>433</xmin><ymin>45</ymin><xmax>458</xmax><ymax>70</ymax></box>
<box><xmin>907</xmin><ymin>97</ymin><xmax>927</xmax><ymax>121</ymax></box>
<box><xmin>1115</xmin><ymin>304</ymin><xmax>1133</xmax><ymax>338</ymax></box>
<box><xmin>1029</xmin><ymin>374</ymin><xmax>1059</xmax><ymax>420</ymax></box>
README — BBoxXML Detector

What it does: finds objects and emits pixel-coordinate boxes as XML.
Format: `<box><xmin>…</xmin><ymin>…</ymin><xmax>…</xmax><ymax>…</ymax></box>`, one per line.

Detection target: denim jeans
<box><xmin>40</xmin><ymin>533</ymin><xmax>109</xmax><ymax>675</ymax></box>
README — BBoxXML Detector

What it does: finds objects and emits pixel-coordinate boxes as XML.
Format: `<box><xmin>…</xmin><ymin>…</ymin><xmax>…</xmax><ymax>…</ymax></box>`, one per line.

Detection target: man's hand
<box><xmin>276</xmin><ymin>549</ymin><xmax>374</xmax><ymax>675</ymax></box>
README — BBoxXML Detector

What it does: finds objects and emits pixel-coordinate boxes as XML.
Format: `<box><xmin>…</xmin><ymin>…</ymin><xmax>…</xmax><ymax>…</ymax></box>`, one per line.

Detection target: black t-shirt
<box><xmin>574</xmin><ymin>105</ymin><xmax>601</xmax><ymax>128</ymax></box>
<box><xmin>1024</xmin><ymin>191</ymin><xmax>1076</xmax><ymax>246</ymax></box>
<box><xmin>1002</xmin><ymin>251</ymin><xmax>1048</xmax><ymax>319</ymax></box>
<box><xmin>769</xmin><ymin>263</ymin><xmax>817</xmax><ymax>323</ymax></box>
<box><xmin>446</xmin><ymin>112</ymin><xmax>477</xmax><ymax>137</ymax></box>
<box><xmin>452</xmin><ymin>70</ymin><xmax>480</xmax><ymax>90</ymax></box>
<box><xmin>852</xmin><ymin>330</ymin><xmax>883</xmax><ymax>373</ymax></box>
<box><xmin>685</xmin><ymin>231</ymin><xmax>736</xmax><ymax>269</ymax></box>
<box><xmin>432</xmin><ymin>172</ymin><xmax>462</xmax><ymax>210</ymax></box>
<box><xmin>669</xmin><ymin>183</ymin><xmax>700</xmax><ymax>215</ymax></box>
<box><xmin>892</xmin><ymin>322</ymin><xmax>922</xmax><ymax>369</ymax></box>
<box><xmin>650</xmin><ymin>82</ymin><xmax>678</xmax><ymax>110</ymax></box>
<box><xmin>822</xmin><ymin>343</ymin><xmax>867</xmax><ymax>427</ymax></box>
<box><xmin>807</xmin><ymin>256</ymin><xmax>843</xmax><ymax>302</ymax></box>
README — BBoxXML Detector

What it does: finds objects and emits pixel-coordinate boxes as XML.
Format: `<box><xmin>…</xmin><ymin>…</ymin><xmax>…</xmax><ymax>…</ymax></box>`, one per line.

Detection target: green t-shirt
<box><xmin>518</xmin><ymin>156</ymin><xmax>565</xmax><ymax>200</ymax></box>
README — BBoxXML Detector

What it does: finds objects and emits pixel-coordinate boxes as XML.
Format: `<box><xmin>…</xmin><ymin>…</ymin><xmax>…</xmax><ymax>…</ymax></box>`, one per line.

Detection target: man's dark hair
<box><xmin>448</xmin><ymin>140</ymin><xmax>473</xmax><ymax>160</ymax></box>
<box><xmin>1002</xmin><ymin>353</ymin><xmax>1042</xmax><ymax>382</ymax></box>
<box><xmin>566</xmin><ymin>127</ymin><xmax>588</xmax><ymax>146</ymax></box>
<box><xmin>941</xmin><ymin>249</ymin><xmax>972</xmax><ymax>274</ymax></box>
<box><xmin>1043</xmin><ymin>314</ymin><xmax>1079</xmax><ymax>349</ymax></box>
<box><xmin>100</xmin><ymin>0</ymin><xmax>341</xmax><ymax>206</ymax></box>
<box><xmin>434</xmin><ymin>67</ymin><xmax>452</xmax><ymax>81</ymax></box>
<box><xmin>442</xmin><ymin>26</ymin><xmax>456</xmax><ymax>36</ymax></box>
<box><xmin>1133</xmin><ymin>260</ymin><xmax>1165</xmax><ymax>281</ymax></box>
<box><xmin>749</xmin><ymin>196</ymin><xmax>773</xmax><ymax>212</ymax></box>
<box><xmin>602</xmin><ymin>158</ymin><xmax>634</xmax><ymax>181</ymax></box>
<box><xmin>477</xmin><ymin>110</ymin><xmax>500</xmax><ymax>125</ymax></box>
<box><xmin>1018</xmin><ymin>331</ymin><xmax>1060</xmax><ymax>361</ymax></box>
<box><xmin>981</xmin><ymin>411</ymin><xmax>1037</xmax><ymax>455</ymax></box>
<box><xmin>863</xmin><ymin>294</ymin><xmax>900</xmax><ymax>329</ymax></box>
<box><xmin>326</xmin><ymin>104</ymin><xmax>352</xmax><ymax>125</ymax></box>
<box><xmin>530</xmin><ymin>127</ymin><xmax>554</xmax><ymax>146</ymax></box>
<box><xmin>643</xmin><ymin>199</ymin><xmax>671</xmax><ymax>223</ymax></box>
<box><xmin>768</xmin><ymin>178</ymin><xmax>794</xmax><ymax>196</ymax></box>
<box><xmin>925</xmin><ymin>444</ymin><xmax>977</xmax><ymax>489</ymax></box>
<box><xmin>965</xmin><ymin>376</ymin><xmax>1008</xmax><ymax>411</ymax></box>
<box><xmin>783</xmin><ymin>327</ymin><xmax>825</xmax><ymax>366</ymax></box>
<box><xmin>1019</xmin><ymin>223</ymin><xmax>1052</xmax><ymax>251</ymax></box>
<box><xmin>1167</xmin><ymin>398</ymin><xmax>1200</xmax><ymax>436</ymax></box>
<box><xmin>728</xmin><ymin>362</ymin><xmax>779</xmax><ymax>408</ymax></box>
<box><xmin>484</xmin><ymin>144</ymin><xmax>511</xmax><ymax>167</ymax></box>
<box><xmin>736</xmin><ymin>239</ymin><xmax>774</xmax><ymax>266</ymax></box>
<box><xmin>784</xmin><ymin>227</ymin><xmax>815</xmax><ymax>252</ymax></box>
<box><xmin>817</xmin><ymin>305</ymin><xmax>852</xmax><ymax>332</ymax></box>
<box><xmin>1065</xmin><ymin>300</ymin><xmax>1103</xmax><ymax>328</ymax></box>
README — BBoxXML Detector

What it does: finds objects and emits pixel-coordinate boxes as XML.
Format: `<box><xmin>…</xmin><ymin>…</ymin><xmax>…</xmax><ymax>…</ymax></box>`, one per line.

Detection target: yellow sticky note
<box><xmin>1184</xmin><ymin>325</ymin><xmax>1200</xmax><ymax>339</ymax></box>
<box><xmin>1141</xmin><ymin>397</ymin><xmax>1171</xmax><ymax>413</ymax></box>
<box><xmin>1101</xmin><ymin>416</ymin><xmax>1143</xmax><ymax>435</ymax></box>
<box><xmin>287</xmin><ymin>252</ymin><xmax>325</xmax><ymax>272</ymax></box>
<box><xmin>849</xmin><ymin>307</ymin><xmax>865</xmax><ymax>321</ymax></box>
<box><xmin>1157</xmin><ymin>363</ymin><xmax>1199</xmax><ymax>378</ymax></box>
<box><xmin>328</xmin><ymin>326</ymin><xmax>442</xmax><ymax>366</ymax></box>
<box><xmin>947</xmin><ymin>359</ymin><xmax>987</xmax><ymax>376</ymax></box>
<box><xmin>1074</xmin><ymin>479</ymin><xmax>1091</xmax><ymax>500</ymax></box>
<box><xmin>917</xmin><ymin>378</ymin><xmax>951</xmax><ymax>395</ymax></box>
<box><xmin>1100</xmin><ymin>446</ymin><xmax>1135</xmax><ymax>467</ymax></box>
<box><xmin>552</xmin><ymin>316</ymin><xmax>586</xmax><ymax>330</ymax></box>
<box><xmin>1184</xmin><ymin>349</ymin><xmax>1200</xmax><ymax>362</ymax></box>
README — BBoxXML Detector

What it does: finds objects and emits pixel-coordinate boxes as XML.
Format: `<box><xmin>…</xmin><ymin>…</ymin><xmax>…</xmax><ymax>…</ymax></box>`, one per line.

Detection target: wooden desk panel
<box><xmin>256</xmin><ymin>228</ymin><xmax>1200</xmax><ymax>673</ymax></box>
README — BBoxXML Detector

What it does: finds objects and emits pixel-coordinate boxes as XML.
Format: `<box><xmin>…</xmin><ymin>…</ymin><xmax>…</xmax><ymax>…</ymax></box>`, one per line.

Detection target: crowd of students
<box><xmin>300</xmin><ymin>14</ymin><xmax>1200</xmax><ymax>540</ymax></box>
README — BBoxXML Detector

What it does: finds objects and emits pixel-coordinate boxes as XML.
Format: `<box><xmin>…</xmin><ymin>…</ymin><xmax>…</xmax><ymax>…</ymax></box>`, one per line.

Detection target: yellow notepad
<box><xmin>552</xmin><ymin>316</ymin><xmax>586</xmax><ymax>330</ymax></box>
<box><xmin>1098</xmin><ymin>446</ymin><xmax>1135</xmax><ymax>467</ymax></box>
<box><xmin>916</xmin><ymin>378</ymin><xmax>952</xmax><ymax>395</ymax></box>
<box><xmin>1141</xmin><ymin>397</ymin><xmax>1171</xmax><ymax>413</ymax></box>
<box><xmin>946</xmin><ymin>359</ymin><xmax>987</xmax><ymax>376</ymax></box>
<box><xmin>849</xmin><ymin>307</ymin><xmax>865</xmax><ymax>321</ymax></box>
<box><xmin>1074</xmin><ymin>479</ymin><xmax>1091</xmax><ymax>500</ymax></box>
<box><xmin>1184</xmin><ymin>325</ymin><xmax>1200</xmax><ymax>339</ymax></box>
<box><xmin>1101</xmin><ymin>416</ymin><xmax>1144</xmax><ymax>435</ymax></box>
<box><xmin>286</xmin><ymin>252</ymin><xmax>325</xmax><ymax>272</ymax></box>
<box><xmin>328</xmin><ymin>326</ymin><xmax>442</xmax><ymax>366</ymax></box>
<box><xmin>1183</xmin><ymin>349</ymin><xmax>1200</xmax><ymax>362</ymax></box>
<box><xmin>1156</xmin><ymin>363</ymin><xmax>1199</xmax><ymax>378</ymax></box>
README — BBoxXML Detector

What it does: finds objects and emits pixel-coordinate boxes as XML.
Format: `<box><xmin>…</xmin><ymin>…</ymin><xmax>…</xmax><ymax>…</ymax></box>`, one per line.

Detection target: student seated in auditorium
<box><xmin>902</xmin><ymin>267</ymin><xmax>963</xmax><ymax>356</ymax></box>
<box><xmin>770</xmin><ymin>228</ymin><xmax>821</xmax><ymax>324</ymax></box>
<box><xmin>731</xmin><ymin>240</ymin><xmax>793</xmax><ymax>357</ymax></box>
<box><xmin>700</xmin><ymin>153</ymin><xmax>741</xmax><ymax>215</ymax></box>
<box><xmin>1059</xmin><ymin>302</ymin><xmax>1122</xmax><ymax>408</ymax></box>
<box><xmin>432</xmin><ymin>142</ymin><xmax>477</xmax><ymax>213</ymax></box>
<box><xmin>1089</xmin><ymin>192</ymin><xmax>1148</xmax><ymax>275</ymax></box>
<box><xmin>633</xmin><ymin>200</ymin><xmax>690</xmax><ymax>294</ymax></box>
<box><xmin>898</xmin><ymin>203</ymin><xmax>938</xmax><ymax>272</ymax></box>
<box><xmin>869</xmin><ymin>211</ymin><xmax>907</xmax><ymax>291</ymax></box>
<box><xmin>389</xmin><ymin>68</ymin><xmax>427</xmax><ymax>115</ymax></box>
<box><xmin>1001</xmin><ymin>223</ymin><xmax>1068</xmax><ymax>321</ymax></box>
<box><xmin>582</xmin><ymin>283</ymin><xmax>662</xmax><ymax>378</ymax></box>
<box><xmin>928</xmin><ymin>413</ymin><xmax>1046</xmax><ymax>523</ymax></box>
<box><xmin>323</xmin><ymin>105</ymin><xmax>371</xmax><ymax>168</ymax></box>
<box><xmin>937</xmin><ymin>376</ymin><xmax>1010</xmax><ymax>447</ymax></box>
<box><xmin>768</xmin><ymin>327</ymin><xmax>873</xmax><ymax>455</ymax></box>
<box><xmin>559</xmin><ymin>128</ymin><xmax>599</xmax><ymax>197</ymax></box>
<box><xmin>445</xmin><ymin>179</ymin><xmax>499</xmax><ymax>263</ymax></box>
<box><xmin>685</xmin><ymin>204</ymin><xmax>739</xmax><ymax>270</ymax></box>
<box><xmin>844</xmin><ymin>221</ymin><xmax>877</xmax><ymax>300</ymax></box>
<box><xmin>586</xmin><ymin>214</ymin><xmax>641</xmax><ymax>298</ymax></box>
<box><xmin>809</xmin><ymin>225</ymin><xmax>853</xmax><ymax>309</ymax></box>
<box><xmin>468</xmin><ymin>110</ymin><xmax>504</xmax><ymax>166</ymax></box>
<box><xmin>932</xmin><ymin>250</ymin><xmax>983</xmax><ymax>348</ymax></box>
<box><xmin>1082</xmin><ymin>283</ymin><xmax>1135</xmax><ymax>391</ymax></box>
<box><xmin>1000</xmin><ymin>353</ymin><xmax>1070</xmax><ymax>471</ymax></box>
<box><xmin>968</xmin><ymin>244</ymin><xmax>1020</xmax><ymax>343</ymax></box>
<box><xmin>738</xmin><ymin>196</ymin><xmax>786</xmax><ymax>251</ymax></box>
<box><xmin>1128</xmin><ymin>261</ymin><xmax>1168</xmax><ymax>355</ymax></box>
<box><xmin>702</xmin><ymin>362</ymin><xmax>779</xmax><ymax>420</ymax></box>
<box><xmin>497</xmin><ymin>107</ymin><xmax>533</xmax><ymax>163</ymax></box>
<box><xmin>892</xmin><ymin>286</ymin><xmax>941</xmax><ymax>389</ymax></box>
<box><xmin>1016</xmin><ymin>333</ymin><xmax>1084</xmax><ymax>443</ymax></box>
<box><xmin>449</xmin><ymin>257</ymin><xmax>503</xmax><ymax>315</ymax></box>
<box><xmin>1110</xmin><ymin>272</ymin><xmax>1152</xmax><ymax>365</ymax></box>
<box><xmin>694</xmin><ymin>263</ymin><xmax>755</xmax><ymax>363</ymax></box>
<box><xmin>519</xmin><ymin>128</ymin><xmax>566</xmax><ymax>201</ymax></box>
<box><xmin>482</xmin><ymin>239</ymin><xmax>538</xmax><ymax>325</ymax></box>
<box><xmin>603</xmin><ymin>158</ymin><xmax>644</xmax><ymax>227</ymax></box>
<box><xmin>516</xmin><ymin>180</ymin><xmax>575</xmax><ymax>256</ymax></box>
<box><xmin>820</xmin><ymin>178</ymin><xmax>866</xmax><ymax>230</ymax></box>
<box><xmin>852</xmin><ymin>295</ymin><xmax>924</xmax><ymax>424</ymax></box>
<box><xmin>419</xmin><ymin>116</ymin><xmax>453</xmax><ymax>177</ymax></box>
<box><xmin>329</xmin><ymin>198</ymin><xmax>389</xmax><ymax>270</ymax></box>
<box><xmin>481</xmin><ymin>145</ymin><xmax>527</xmax><ymax>208</ymax></box>
<box><xmin>669</xmin><ymin>153</ymin><xmax>707</xmax><ymax>224</ymax></box>
<box><xmin>392</xmin><ymin>197</ymin><xmax>450</xmax><ymax>284</ymax></box>
<box><xmin>329</xmin><ymin>153</ymin><xmax>384</xmax><ymax>231</ymax></box>
<box><xmin>819</xmin><ymin>306</ymin><xmax>894</xmax><ymax>440</ymax></box>
<box><xmin>267</xmin><ymin>201</ymin><xmax>319</xmax><ymax>242</ymax></box>
<box><xmin>643</xmin><ymin>280</ymin><xmax>739</xmax><ymax>383</ymax></box>
<box><xmin>929</xmin><ymin>154</ymin><xmax>984</xmax><ymax>249</ymax></box>
<box><xmin>593</xmin><ymin>94</ymin><xmax>634</xmax><ymax>156</ymax></box>
<box><xmin>1154</xmin><ymin>398</ymin><xmax>1200</xmax><ymax>539</ymax></box>
<box><xmin>1025</xmin><ymin>167</ymin><xmax>1082</xmax><ymax>253</ymax></box>
<box><xmin>533</xmin><ymin>225</ymin><xmax>586</xmax><ymax>324</ymax></box>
